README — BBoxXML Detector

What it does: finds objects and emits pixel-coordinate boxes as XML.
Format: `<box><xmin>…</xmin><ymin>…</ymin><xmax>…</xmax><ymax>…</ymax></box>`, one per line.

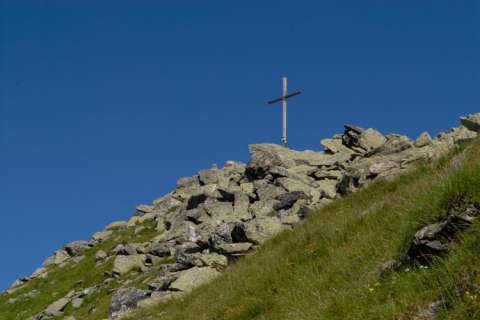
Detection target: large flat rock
<box><xmin>169</xmin><ymin>267</ymin><xmax>220</xmax><ymax>292</ymax></box>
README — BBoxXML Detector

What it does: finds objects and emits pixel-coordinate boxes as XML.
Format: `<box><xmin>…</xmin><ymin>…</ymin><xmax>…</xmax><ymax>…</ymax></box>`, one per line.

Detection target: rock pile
<box><xmin>406</xmin><ymin>198</ymin><xmax>480</xmax><ymax>266</ymax></box>
<box><xmin>6</xmin><ymin>113</ymin><xmax>480</xmax><ymax>319</ymax></box>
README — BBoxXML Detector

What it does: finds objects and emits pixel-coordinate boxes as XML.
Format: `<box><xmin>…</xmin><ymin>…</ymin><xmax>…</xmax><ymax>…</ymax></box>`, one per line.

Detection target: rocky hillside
<box><xmin>1</xmin><ymin>113</ymin><xmax>480</xmax><ymax>320</ymax></box>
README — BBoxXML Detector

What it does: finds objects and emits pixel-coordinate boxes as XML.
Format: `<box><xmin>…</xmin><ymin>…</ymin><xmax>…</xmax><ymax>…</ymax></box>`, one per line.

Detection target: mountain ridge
<box><xmin>2</xmin><ymin>113</ymin><xmax>480</xmax><ymax>320</ymax></box>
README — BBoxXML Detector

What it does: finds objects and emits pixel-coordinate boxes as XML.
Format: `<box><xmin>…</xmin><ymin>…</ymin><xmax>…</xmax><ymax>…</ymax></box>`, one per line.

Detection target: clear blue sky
<box><xmin>1</xmin><ymin>1</ymin><xmax>479</xmax><ymax>290</ymax></box>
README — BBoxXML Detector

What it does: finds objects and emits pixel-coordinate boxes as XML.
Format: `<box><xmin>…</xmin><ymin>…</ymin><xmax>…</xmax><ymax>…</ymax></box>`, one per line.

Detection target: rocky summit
<box><xmin>2</xmin><ymin>113</ymin><xmax>480</xmax><ymax>320</ymax></box>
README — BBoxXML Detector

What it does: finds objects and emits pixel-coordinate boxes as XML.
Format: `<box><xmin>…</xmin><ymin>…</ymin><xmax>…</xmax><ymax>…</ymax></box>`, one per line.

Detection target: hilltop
<box><xmin>1</xmin><ymin>113</ymin><xmax>480</xmax><ymax>320</ymax></box>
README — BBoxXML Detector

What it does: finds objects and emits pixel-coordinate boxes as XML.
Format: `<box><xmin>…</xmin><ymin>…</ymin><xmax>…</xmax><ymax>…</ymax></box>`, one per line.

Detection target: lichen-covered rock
<box><xmin>92</xmin><ymin>230</ymin><xmax>113</xmax><ymax>242</ymax></box>
<box><xmin>112</xmin><ymin>255</ymin><xmax>146</xmax><ymax>275</ymax></box>
<box><xmin>375</xmin><ymin>134</ymin><xmax>412</xmax><ymax>155</ymax></box>
<box><xmin>358</xmin><ymin>128</ymin><xmax>387</xmax><ymax>152</ymax></box>
<box><xmin>176</xmin><ymin>176</ymin><xmax>200</xmax><ymax>189</ymax></box>
<box><xmin>274</xmin><ymin>191</ymin><xmax>309</xmax><ymax>211</ymax></box>
<box><xmin>136</xmin><ymin>204</ymin><xmax>154</xmax><ymax>214</ymax></box>
<box><xmin>148</xmin><ymin>242</ymin><xmax>172</xmax><ymax>257</ymax></box>
<box><xmin>169</xmin><ymin>267</ymin><xmax>220</xmax><ymax>292</ymax></box>
<box><xmin>197</xmin><ymin>252</ymin><xmax>228</xmax><ymax>269</ymax></box>
<box><xmin>109</xmin><ymin>288</ymin><xmax>147</xmax><ymax>319</ymax></box>
<box><xmin>254</xmin><ymin>180</ymin><xmax>286</xmax><ymax>201</ymax></box>
<box><xmin>215</xmin><ymin>242</ymin><xmax>252</xmax><ymax>254</ymax></box>
<box><xmin>277</xmin><ymin>178</ymin><xmax>320</xmax><ymax>203</ymax></box>
<box><xmin>415</xmin><ymin>132</ymin><xmax>432</xmax><ymax>147</ymax></box>
<box><xmin>43</xmin><ymin>249</ymin><xmax>71</xmax><ymax>267</ymax></box>
<box><xmin>243</xmin><ymin>216</ymin><xmax>284</xmax><ymax>244</ymax></box>
<box><xmin>203</xmin><ymin>200</ymin><xmax>234</xmax><ymax>220</ymax></box>
<box><xmin>106</xmin><ymin>221</ymin><xmax>128</xmax><ymax>230</ymax></box>
<box><xmin>321</xmin><ymin>137</ymin><xmax>355</xmax><ymax>155</ymax></box>
<box><xmin>315</xmin><ymin>179</ymin><xmax>338</xmax><ymax>199</ymax></box>
<box><xmin>95</xmin><ymin>250</ymin><xmax>107</xmax><ymax>262</ymax></box>
<box><xmin>460</xmin><ymin>113</ymin><xmax>480</xmax><ymax>132</ymax></box>
<box><xmin>44</xmin><ymin>296</ymin><xmax>71</xmax><ymax>316</ymax></box>
<box><xmin>198</xmin><ymin>169</ymin><xmax>220</xmax><ymax>185</ymax></box>
<box><xmin>63</xmin><ymin>240</ymin><xmax>91</xmax><ymax>256</ymax></box>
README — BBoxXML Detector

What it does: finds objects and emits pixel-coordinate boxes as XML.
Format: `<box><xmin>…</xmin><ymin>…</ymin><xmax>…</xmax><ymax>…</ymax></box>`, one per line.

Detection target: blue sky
<box><xmin>0</xmin><ymin>1</ymin><xmax>479</xmax><ymax>290</ymax></box>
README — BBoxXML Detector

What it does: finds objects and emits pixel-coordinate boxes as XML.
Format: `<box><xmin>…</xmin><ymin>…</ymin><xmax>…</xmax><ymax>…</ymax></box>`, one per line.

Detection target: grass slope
<box><xmin>0</xmin><ymin>220</ymin><xmax>164</xmax><ymax>319</ymax></box>
<box><xmin>131</xmin><ymin>140</ymin><xmax>480</xmax><ymax>320</ymax></box>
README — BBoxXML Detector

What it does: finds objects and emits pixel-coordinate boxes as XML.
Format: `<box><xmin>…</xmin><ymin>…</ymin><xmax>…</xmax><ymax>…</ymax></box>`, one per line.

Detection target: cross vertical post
<box><xmin>267</xmin><ymin>78</ymin><xmax>302</xmax><ymax>147</ymax></box>
<box><xmin>282</xmin><ymin>77</ymin><xmax>287</xmax><ymax>146</ymax></box>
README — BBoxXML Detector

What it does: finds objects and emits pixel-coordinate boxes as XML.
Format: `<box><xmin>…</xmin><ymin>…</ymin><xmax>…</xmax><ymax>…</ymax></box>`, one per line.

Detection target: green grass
<box><xmin>129</xmin><ymin>140</ymin><xmax>480</xmax><ymax>320</ymax></box>
<box><xmin>0</xmin><ymin>219</ymin><xmax>163</xmax><ymax>320</ymax></box>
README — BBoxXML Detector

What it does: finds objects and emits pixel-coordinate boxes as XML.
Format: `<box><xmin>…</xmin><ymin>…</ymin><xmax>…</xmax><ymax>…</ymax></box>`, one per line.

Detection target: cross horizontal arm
<box><xmin>267</xmin><ymin>90</ymin><xmax>302</xmax><ymax>105</ymax></box>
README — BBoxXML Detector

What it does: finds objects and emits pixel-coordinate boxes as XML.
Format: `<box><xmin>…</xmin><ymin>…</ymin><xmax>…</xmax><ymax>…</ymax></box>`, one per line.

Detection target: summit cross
<box><xmin>267</xmin><ymin>77</ymin><xmax>302</xmax><ymax>147</ymax></box>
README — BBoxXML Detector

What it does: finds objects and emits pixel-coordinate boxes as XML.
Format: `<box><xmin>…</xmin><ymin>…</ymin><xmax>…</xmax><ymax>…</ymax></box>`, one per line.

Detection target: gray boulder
<box><xmin>375</xmin><ymin>134</ymin><xmax>412</xmax><ymax>155</ymax></box>
<box><xmin>277</xmin><ymin>177</ymin><xmax>320</xmax><ymax>203</ymax></box>
<box><xmin>186</xmin><ymin>192</ymin><xmax>208</xmax><ymax>210</ymax></box>
<box><xmin>321</xmin><ymin>137</ymin><xmax>355</xmax><ymax>155</ymax></box>
<box><xmin>197</xmin><ymin>252</ymin><xmax>228</xmax><ymax>269</ymax></box>
<box><xmin>95</xmin><ymin>250</ymin><xmax>107</xmax><ymax>263</ymax></box>
<box><xmin>242</xmin><ymin>217</ymin><xmax>284</xmax><ymax>244</ymax></box>
<box><xmin>44</xmin><ymin>296</ymin><xmax>70</xmax><ymax>317</ymax></box>
<box><xmin>313</xmin><ymin>169</ymin><xmax>343</xmax><ymax>180</ymax></box>
<box><xmin>113</xmin><ymin>244</ymin><xmax>138</xmax><ymax>256</ymax></box>
<box><xmin>209</xmin><ymin>222</ymin><xmax>232</xmax><ymax>247</ymax></box>
<box><xmin>274</xmin><ymin>191</ymin><xmax>309</xmax><ymax>211</ymax></box>
<box><xmin>135</xmin><ymin>204</ymin><xmax>154</xmax><ymax>214</ymax></box>
<box><xmin>176</xmin><ymin>176</ymin><xmax>200</xmax><ymax>189</ymax></box>
<box><xmin>247</xmin><ymin>144</ymin><xmax>350</xmax><ymax>178</ymax></box>
<box><xmin>43</xmin><ymin>249</ymin><xmax>70</xmax><ymax>267</ymax></box>
<box><xmin>203</xmin><ymin>200</ymin><xmax>233</xmax><ymax>220</ymax></box>
<box><xmin>315</xmin><ymin>179</ymin><xmax>338</xmax><ymax>199</ymax></box>
<box><xmin>198</xmin><ymin>169</ymin><xmax>219</xmax><ymax>185</ymax></box>
<box><xmin>63</xmin><ymin>240</ymin><xmax>91</xmax><ymax>257</ymax></box>
<box><xmin>169</xmin><ymin>267</ymin><xmax>220</xmax><ymax>292</ymax></box>
<box><xmin>249</xmin><ymin>199</ymin><xmax>280</xmax><ymax>217</ymax></box>
<box><xmin>450</xmin><ymin>126</ymin><xmax>477</xmax><ymax>144</ymax></box>
<box><xmin>153</xmin><ymin>194</ymin><xmax>182</xmax><ymax>212</ymax></box>
<box><xmin>71</xmin><ymin>297</ymin><xmax>83</xmax><ymax>309</ymax></box>
<box><xmin>233</xmin><ymin>192</ymin><xmax>252</xmax><ymax>221</ymax></box>
<box><xmin>112</xmin><ymin>255</ymin><xmax>146</xmax><ymax>275</ymax></box>
<box><xmin>148</xmin><ymin>242</ymin><xmax>172</xmax><ymax>257</ymax></box>
<box><xmin>185</xmin><ymin>207</ymin><xmax>209</xmax><ymax>224</ymax></box>
<box><xmin>92</xmin><ymin>230</ymin><xmax>113</xmax><ymax>242</ymax></box>
<box><xmin>414</xmin><ymin>132</ymin><xmax>432</xmax><ymax>147</ymax></box>
<box><xmin>358</xmin><ymin>128</ymin><xmax>387</xmax><ymax>152</ymax></box>
<box><xmin>148</xmin><ymin>275</ymin><xmax>177</xmax><ymax>291</ymax></box>
<box><xmin>106</xmin><ymin>221</ymin><xmax>128</xmax><ymax>230</ymax></box>
<box><xmin>460</xmin><ymin>113</ymin><xmax>480</xmax><ymax>132</ymax></box>
<box><xmin>109</xmin><ymin>288</ymin><xmax>147</xmax><ymax>319</ymax></box>
<box><xmin>254</xmin><ymin>180</ymin><xmax>286</xmax><ymax>201</ymax></box>
<box><xmin>216</xmin><ymin>242</ymin><xmax>252</xmax><ymax>255</ymax></box>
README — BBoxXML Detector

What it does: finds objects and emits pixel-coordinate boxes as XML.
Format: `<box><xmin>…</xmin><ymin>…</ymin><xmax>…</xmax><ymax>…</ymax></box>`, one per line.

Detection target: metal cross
<box><xmin>267</xmin><ymin>77</ymin><xmax>302</xmax><ymax>147</ymax></box>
